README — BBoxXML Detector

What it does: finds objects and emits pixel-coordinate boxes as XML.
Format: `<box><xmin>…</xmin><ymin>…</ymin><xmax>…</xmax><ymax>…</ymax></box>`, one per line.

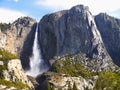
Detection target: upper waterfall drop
<box><xmin>26</xmin><ymin>23</ymin><xmax>49</xmax><ymax>77</ymax></box>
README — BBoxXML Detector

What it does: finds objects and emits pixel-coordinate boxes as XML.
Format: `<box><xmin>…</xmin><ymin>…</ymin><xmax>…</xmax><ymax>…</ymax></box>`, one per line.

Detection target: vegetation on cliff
<box><xmin>0</xmin><ymin>65</ymin><xmax>8</xmax><ymax>78</ymax></box>
<box><xmin>0</xmin><ymin>49</ymin><xmax>19</xmax><ymax>61</ymax></box>
<box><xmin>94</xmin><ymin>70</ymin><xmax>120</xmax><ymax>90</ymax></box>
<box><xmin>50</xmin><ymin>54</ymin><xmax>120</xmax><ymax>90</ymax></box>
<box><xmin>0</xmin><ymin>49</ymin><xmax>31</xmax><ymax>89</ymax></box>
<box><xmin>0</xmin><ymin>23</ymin><xmax>10</xmax><ymax>31</ymax></box>
<box><xmin>0</xmin><ymin>78</ymin><xmax>30</xmax><ymax>89</ymax></box>
<box><xmin>0</xmin><ymin>64</ymin><xmax>30</xmax><ymax>89</ymax></box>
<box><xmin>51</xmin><ymin>54</ymin><xmax>95</xmax><ymax>78</ymax></box>
<box><xmin>0</xmin><ymin>49</ymin><xmax>19</xmax><ymax>78</ymax></box>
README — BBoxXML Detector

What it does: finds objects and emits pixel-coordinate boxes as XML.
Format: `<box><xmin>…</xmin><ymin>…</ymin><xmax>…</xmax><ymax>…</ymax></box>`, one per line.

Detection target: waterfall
<box><xmin>26</xmin><ymin>23</ymin><xmax>48</xmax><ymax>77</ymax></box>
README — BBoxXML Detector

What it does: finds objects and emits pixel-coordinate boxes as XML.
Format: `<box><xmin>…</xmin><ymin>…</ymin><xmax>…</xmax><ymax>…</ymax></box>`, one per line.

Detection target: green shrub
<box><xmin>94</xmin><ymin>70</ymin><xmax>120</xmax><ymax>90</ymax></box>
<box><xmin>0</xmin><ymin>65</ymin><xmax>8</xmax><ymax>78</ymax></box>
<box><xmin>0</xmin><ymin>65</ymin><xmax>7</xmax><ymax>70</ymax></box>
<box><xmin>46</xmin><ymin>81</ymin><xmax>55</xmax><ymax>90</ymax></box>
<box><xmin>0</xmin><ymin>79</ymin><xmax>29</xmax><ymax>89</ymax></box>
<box><xmin>0</xmin><ymin>49</ymin><xmax>19</xmax><ymax>61</ymax></box>
<box><xmin>0</xmin><ymin>23</ymin><xmax>10</xmax><ymax>31</ymax></box>
<box><xmin>14</xmin><ymin>81</ymin><xmax>30</xmax><ymax>89</ymax></box>
<box><xmin>0</xmin><ymin>79</ymin><xmax>29</xmax><ymax>90</ymax></box>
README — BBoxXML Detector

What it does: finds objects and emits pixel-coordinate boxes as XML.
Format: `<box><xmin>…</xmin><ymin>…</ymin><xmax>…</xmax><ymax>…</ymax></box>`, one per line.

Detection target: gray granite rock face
<box><xmin>0</xmin><ymin>59</ymin><xmax>34</xmax><ymax>89</ymax></box>
<box><xmin>20</xmin><ymin>23</ymin><xmax>37</xmax><ymax>70</ymax></box>
<box><xmin>38</xmin><ymin>5</ymin><xmax>113</xmax><ymax>69</ymax></box>
<box><xmin>0</xmin><ymin>17</ymin><xmax>36</xmax><ymax>55</ymax></box>
<box><xmin>95</xmin><ymin>13</ymin><xmax>120</xmax><ymax>66</ymax></box>
<box><xmin>39</xmin><ymin>5</ymin><xmax>91</xmax><ymax>60</ymax></box>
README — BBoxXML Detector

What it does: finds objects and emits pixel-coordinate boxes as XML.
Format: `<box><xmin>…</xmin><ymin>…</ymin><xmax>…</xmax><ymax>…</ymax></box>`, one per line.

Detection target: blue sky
<box><xmin>0</xmin><ymin>0</ymin><xmax>120</xmax><ymax>23</ymax></box>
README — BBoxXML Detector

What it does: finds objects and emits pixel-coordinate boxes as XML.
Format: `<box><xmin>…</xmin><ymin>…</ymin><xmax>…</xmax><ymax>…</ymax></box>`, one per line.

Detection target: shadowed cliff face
<box><xmin>20</xmin><ymin>23</ymin><xmax>37</xmax><ymax>70</ymax></box>
<box><xmin>20</xmin><ymin>23</ymin><xmax>50</xmax><ymax>72</ymax></box>
<box><xmin>95</xmin><ymin>13</ymin><xmax>120</xmax><ymax>66</ymax></box>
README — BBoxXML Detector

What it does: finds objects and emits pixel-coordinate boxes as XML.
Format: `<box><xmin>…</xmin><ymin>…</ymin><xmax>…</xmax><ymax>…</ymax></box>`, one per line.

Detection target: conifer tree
<box><xmin>68</xmin><ymin>82</ymin><xmax>72</xmax><ymax>90</ymax></box>
<box><xmin>46</xmin><ymin>81</ymin><xmax>51</xmax><ymax>90</ymax></box>
<box><xmin>72</xmin><ymin>82</ymin><xmax>78</xmax><ymax>90</ymax></box>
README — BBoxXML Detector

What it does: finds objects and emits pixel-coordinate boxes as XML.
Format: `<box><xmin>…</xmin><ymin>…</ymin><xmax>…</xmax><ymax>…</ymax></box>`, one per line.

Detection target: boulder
<box><xmin>0</xmin><ymin>59</ymin><xmax>34</xmax><ymax>89</ymax></box>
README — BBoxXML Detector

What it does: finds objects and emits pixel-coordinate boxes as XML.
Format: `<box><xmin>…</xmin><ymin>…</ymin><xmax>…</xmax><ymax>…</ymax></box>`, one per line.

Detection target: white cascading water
<box><xmin>26</xmin><ymin>23</ymin><xmax>48</xmax><ymax>77</ymax></box>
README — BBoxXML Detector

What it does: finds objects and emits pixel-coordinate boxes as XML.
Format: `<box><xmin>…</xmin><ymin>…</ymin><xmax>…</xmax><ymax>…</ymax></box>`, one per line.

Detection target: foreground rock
<box><xmin>36</xmin><ymin>53</ymin><xmax>120</xmax><ymax>90</ymax></box>
<box><xmin>36</xmin><ymin>71</ymin><xmax>95</xmax><ymax>90</ymax></box>
<box><xmin>0</xmin><ymin>59</ymin><xmax>34</xmax><ymax>90</ymax></box>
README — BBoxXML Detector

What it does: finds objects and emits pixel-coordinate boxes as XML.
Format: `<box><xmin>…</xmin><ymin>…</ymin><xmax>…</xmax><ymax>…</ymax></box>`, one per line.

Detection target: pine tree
<box><xmin>72</xmin><ymin>82</ymin><xmax>78</xmax><ymax>90</ymax></box>
<box><xmin>51</xmin><ymin>87</ymin><xmax>55</xmax><ymax>90</ymax></box>
<box><xmin>46</xmin><ymin>81</ymin><xmax>51</xmax><ymax>90</ymax></box>
<box><xmin>68</xmin><ymin>82</ymin><xmax>72</xmax><ymax>90</ymax></box>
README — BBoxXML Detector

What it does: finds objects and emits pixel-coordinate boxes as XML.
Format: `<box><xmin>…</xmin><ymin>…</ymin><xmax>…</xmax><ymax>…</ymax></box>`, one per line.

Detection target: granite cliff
<box><xmin>38</xmin><ymin>5</ymin><xmax>114</xmax><ymax>71</ymax></box>
<box><xmin>33</xmin><ymin>5</ymin><xmax>120</xmax><ymax>89</ymax></box>
<box><xmin>95</xmin><ymin>13</ymin><xmax>120</xmax><ymax>66</ymax></box>
<box><xmin>0</xmin><ymin>17</ymin><xmax>36</xmax><ymax>55</ymax></box>
<box><xmin>0</xmin><ymin>17</ymin><xmax>36</xmax><ymax>90</ymax></box>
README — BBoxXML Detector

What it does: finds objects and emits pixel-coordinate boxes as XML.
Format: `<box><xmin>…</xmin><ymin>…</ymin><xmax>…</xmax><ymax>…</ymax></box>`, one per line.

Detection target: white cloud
<box><xmin>0</xmin><ymin>8</ymin><xmax>26</xmax><ymax>23</ymax></box>
<box><xmin>7</xmin><ymin>0</ymin><xmax>19</xmax><ymax>2</ymax></box>
<box><xmin>36</xmin><ymin>0</ymin><xmax>120</xmax><ymax>15</ymax></box>
<box><xmin>13</xmin><ymin>0</ymin><xmax>19</xmax><ymax>2</ymax></box>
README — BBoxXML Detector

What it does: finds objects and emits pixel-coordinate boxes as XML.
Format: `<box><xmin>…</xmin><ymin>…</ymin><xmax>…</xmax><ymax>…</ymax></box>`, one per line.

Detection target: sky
<box><xmin>0</xmin><ymin>0</ymin><xmax>120</xmax><ymax>23</ymax></box>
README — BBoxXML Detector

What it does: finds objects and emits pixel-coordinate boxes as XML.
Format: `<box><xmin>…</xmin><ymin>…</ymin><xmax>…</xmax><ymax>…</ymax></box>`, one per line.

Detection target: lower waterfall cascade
<box><xmin>26</xmin><ymin>23</ymin><xmax>49</xmax><ymax>77</ymax></box>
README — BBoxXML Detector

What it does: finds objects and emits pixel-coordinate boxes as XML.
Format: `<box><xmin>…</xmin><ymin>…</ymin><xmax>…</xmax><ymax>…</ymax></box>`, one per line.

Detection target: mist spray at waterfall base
<box><xmin>26</xmin><ymin>23</ymin><xmax>49</xmax><ymax>77</ymax></box>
